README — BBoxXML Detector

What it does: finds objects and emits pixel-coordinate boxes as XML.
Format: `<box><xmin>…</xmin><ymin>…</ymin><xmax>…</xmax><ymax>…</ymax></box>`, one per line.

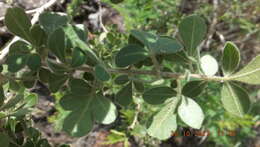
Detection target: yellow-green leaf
<box><xmin>221</xmin><ymin>82</ymin><xmax>251</xmax><ymax>117</ymax></box>
<box><xmin>222</xmin><ymin>42</ymin><xmax>240</xmax><ymax>75</ymax></box>
<box><xmin>230</xmin><ymin>55</ymin><xmax>260</xmax><ymax>85</ymax></box>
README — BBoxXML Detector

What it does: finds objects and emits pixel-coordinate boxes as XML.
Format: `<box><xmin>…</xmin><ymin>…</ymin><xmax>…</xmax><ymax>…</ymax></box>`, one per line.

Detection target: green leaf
<box><xmin>11</xmin><ymin>108</ymin><xmax>31</xmax><ymax>117</ymax></box>
<box><xmin>91</xmin><ymin>95</ymin><xmax>117</xmax><ymax>124</ymax></box>
<box><xmin>222</xmin><ymin>42</ymin><xmax>240</xmax><ymax>75</ymax></box>
<box><xmin>48</xmin><ymin>28</ymin><xmax>66</xmax><ymax>63</ymax></box>
<box><xmin>0</xmin><ymin>132</ymin><xmax>10</xmax><ymax>147</ymax></box>
<box><xmin>164</xmin><ymin>51</ymin><xmax>190</xmax><ymax>65</ymax></box>
<box><xmin>114</xmin><ymin>75</ymin><xmax>129</xmax><ymax>85</ymax></box>
<box><xmin>63</xmin><ymin>110</ymin><xmax>93</xmax><ymax>137</ymax></box>
<box><xmin>63</xmin><ymin>25</ymin><xmax>99</xmax><ymax>63</ymax></box>
<box><xmin>39</xmin><ymin>12</ymin><xmax>68</xmax><ymax>34</ymax></box>
<box><xmin>9</xmin><ymin>41</ymin><xmax>30</xmax><ymax>55</ymax></box>
<box><xmin>6</xmin><ymin>54</ymin><xmax>28</xmax><ymax>72</ymax></box>
<box><xmin>178</xmin><ymin>97</ymin><xmax>204</xmax><ymax>129</ymax></box>
<box><xmin>68</xmin><ymin>78</ymin><xmax>91</xmax><ymax>96</ymax></box>
<box><xmin>39</xmin><ymin>68</ymin><xmax>51</xmax><ymax>83</ymax></box>
<box><xmin>130</xmin><ymin>30</ymin><xmax>157</xmax><ymax>48</ymax></box>
<box><xmin>182</xmin><ymin>81</ymin><xmax>207</xmax><ymax>97</ymax></box>
<box><xmin>143</xmin><ymin>86</ymin><xmax>176</xmax><ymax>105</ymax></box>
<box><xmin>152</xmin><ymin>36</ymin><xmax>183</xmax><ymax>54</ymax></box>
<box><xmin>147</xmin><ymin>102</ymin><xmax>177</xmax><ymax>140</ymax></box>
<box><xmin>230</xmin><ymin>55</ymin><xmax>260</xmax><ymax>85</ymax></box>
<box><xmin>71</xmin><ymin>48</ymin><xmax>87</xmax><ymax>67</ymax></box>
<box><xmin>47</xmin><ymin>59</ymin><xmax>68</xmax><ymax>73</ymax></box>
<box><xmin>73</xmin><ymin>24</ymin><xmax>88</xmax><ymax>41</ymax></box>
<box><xmin>60</xmin><ymin>94</ymin><xmax>93</xmax><ymax>137</ymax></box>
<box><xmin>27</xmin><ymin>54</ymin><xmax>41</xmax><ymax>71</ymax></box>
<box><xmin>22</xmin><ymin>80</ymin><xmax>35</xmax><ymax>89</ymax></box>
<box><xmin>49</xmin><ymin>74</ymin><xmax>68</xmax><ymax>93</ymax></box>
<box><xmin>24</xmin><ymin>94</ymin><xmax>38</xmax><ymax>107</ymax></box>
<box><xmin>9</xmin><ymin>80</ymin><xmax>21</xmax><ymax>91</ymax></box>
<box><xmin>115</xmin><ymin>82</ymin><xmax>132</xmax><ymax>107</ymax></box>
<box><xmin>30</xmin><ymin>24</ymin><xmax>47</xmax><ymax>47</ymax></box>
<box><xmin>133</xmin><ymin>81</ymin><xmax>145</xmax><ymax>93</ymax></box>
<box><xmin>60</xmin><ymin>94</ymin><xmax>86</xmax><ymax>110</ymax></box>
<box><xmin>115</xmin><ymin>44</ymin><xmax>148</xmax><ymax>67</ymax></box>
<box><xmin>179</xmin><ymin>15</ymin><xmax>207</xmax><ymax>56</ymax></box>
<box><xmin>0</xmin><ymin>95</ymin><xmax>23</xmax><ymax>110</ymax></box>
<box><xmin>94</xmin><ymin>64</ymin><xmax>110</xmax><ymax>81</ymax></box>
<box><xmin>200</xmin><ymin>54</ymin><xmax>218</xmax><ymax>76</ymax></box>
<box><xmin>5</xmin><ymin>7</ymin><xmax>32</xmax><ymax>42</ymax></box>
<box><xmin>221</xmin><ymin>82</ymin><xmax>251</xmax><ymax>117</ymax></box>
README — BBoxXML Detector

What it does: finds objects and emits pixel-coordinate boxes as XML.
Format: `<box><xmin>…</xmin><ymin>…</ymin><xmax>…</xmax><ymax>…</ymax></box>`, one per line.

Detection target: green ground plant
<box><xmin>0</xmin><ymin>4</ymin><xmax>259</xmax><ymax>147</ymax></box>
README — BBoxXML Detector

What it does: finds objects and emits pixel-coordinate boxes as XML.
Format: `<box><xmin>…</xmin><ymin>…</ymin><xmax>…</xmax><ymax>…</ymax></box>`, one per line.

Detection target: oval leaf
<box><xmin>179</xmin><ymin>15</ymin><xmax>207</xmax><ymax>56</ymax></box>
<box><xmin>91</xmin><ymin>95</ymin><xmax>117</xmax><ymax>124</ymax></box>
<box><xmin>48</xmin><ymin>28</ymin><xmax>66</xmax><ymax>63</ymax></box>
<box><xmin>68</xmin><ymin>78</ymin><xmax>91</xmax><ymax>96</ymax></box>
<box><xmin>30</xmin><ymin>24</ymin><xmax>47</xmax><ymax>47</ymax></box>
<box><xmin>182</xmin><ymin>81</ymin><xmax>207</xmax><ymax>97</ymax></box>
<box><xmin>60</xmin><ymin>94</ymin><xmax>93</xmax><ymax>137</ymax></box>
<box><xmin>24</xmin><ymin>94</ymin><xmax>38</xmax><ymax>108</ymax></box>
<box><xmin>63</xmin><ymin>110</ymin><xmax>93</xmax><ymax>137</ymax></box>
<box><xmin>63</xmin><ymin>25</ymin><xmax>100</xmax><ymax>63</ymax></box>
<box><xmin>115</xmin><ymin>44</ymin><xmax>148</xmax><ymax>67</ymax></box>
<box><xmin>6</xmin><ymin>54</ymin><xmax>28</xmax><ymax>72</ymax></box>
<box><xmin>200</xmin><ymin>54</ymin><xmax>218</xmax><ymax>76</ymax></box>
<box><xmin>115</xmin><ymin>82</ymin><xmax>132</xmax><ymax>107</ymax></box>
<box><xmin>71</xmin><ymin>48</ymin><xmax>87</xmax><ymax>67</ymax></box>
<box><xmin>94</xmin><ymin>64</ymin><xmax>110</xmax><ymax>81</ymax></box>
<box><xmin>147</xmin><ymin>102</ymin><xmax>177</xmax><ymax>140</ymax></box>
<box><xmin>152</xmin><ymin>36</ymin><xmax>183</xmax><ymax>54</ymax></box>
<box><xmin>143</xmin><ymin>86</ymin><xmax>176</xmax><ymax>105</ymax></box>
<box><xmin>178</xmin><ymin>97</ymin><xmax>204</xmax><ymax>129</ymax></box>
<box><xmin>47</xmin><ymin>59</ymin><xmax>68</xmax><ymax>73</ymax></box>
<box><xmin>39</xmin><ymin>12</ymin><xmax>68</xmax><ymax>34</ymax></box>
<box><xmin>39</xmin><ymin>68</ymin><xmax>51</xmax><ymax>83</ymax></box>
<box><xmin>27</xmin><ymin>54</ymin><xmax>41</xmax><ymax>71</ymax></box>
<box><xmin>230</xmin><ymin>55</ymin><xmax>260</xmax><ymax>85</ymax></box>
<box><xmin>5</xmin><ymin>7</ymin><xmax>32</xmax><ymax>42</ymax></box>
<box><xmin>221</xmin><ymin>82</ymin><xmax>251</xmax><ymax>117</ymax></box>
<box><xmin>9</xmin><ymin>41</ymin><xmax>30</xmax><ymax>55</ymax></box>
<box><xmin>114</xmin><ymin>75</ymin><xmax>129</xmax><ymax>85</ymax></box>
<box><xmin>222</xmin><ymin>42</ymin><xmax>240</xmax><ymax>75</ymax></box>
<box><xmin>49</xmin><ymin>74</ymin><xmax>68</xmax><ymax>93</ymax></box>
<box><xmin>130</xmin><ymin>30</ymin><xmax>157</xmax><ymax>48</ymax></box>
<box><xmin>60</xmin><ymin>94</ymin><xmax>88</xmax><ymax>110</ymax></box>
<box><xmin>133</xmin><ymin>81</ymin><xmax>145</xmax><ymax>93</ymax></box>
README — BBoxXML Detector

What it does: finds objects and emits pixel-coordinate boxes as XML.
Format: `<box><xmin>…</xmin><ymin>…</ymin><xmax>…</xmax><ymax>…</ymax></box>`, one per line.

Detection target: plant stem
<box><xmin>79</xmin><ymin>65</ymin><xmax>227</xmax><ymax>82</ymax></box>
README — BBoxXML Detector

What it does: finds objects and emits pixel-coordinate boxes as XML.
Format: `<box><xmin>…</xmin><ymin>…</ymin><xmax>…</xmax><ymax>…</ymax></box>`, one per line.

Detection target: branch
<box><xmin>204</xmin><ymin>0</ymin><xmax>219</xmax><ymax>49</ymax></box>
<box><xmin>78</xmin><ymin>65</ymin><xmax>226</xmax><ymax>82</ymax></box>
<box><xmin>0</xmin><ymin>0</ymin><xmax>58</xmax><ymax>64</ymax></box>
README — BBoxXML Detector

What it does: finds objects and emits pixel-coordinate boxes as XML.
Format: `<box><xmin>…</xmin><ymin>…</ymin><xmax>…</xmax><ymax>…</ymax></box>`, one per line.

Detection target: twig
<box><xmin>0</xmin><ymin>0</ymin><xmax>58</xmax><ymax>64</ymax></box>
<box><xmin>97</xmin><ymin>0</ymin><xmax>108</xmax><ymax>33</ymax></box>
<box><xmin>204</xmin><ymin>0</ymin><xmax>219</xmax><ymax>49</ymax></box>
<box><xmin>78</xmin><ymin>65</ymin><xmax>226</xmax><ymax>82</ymax></box>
